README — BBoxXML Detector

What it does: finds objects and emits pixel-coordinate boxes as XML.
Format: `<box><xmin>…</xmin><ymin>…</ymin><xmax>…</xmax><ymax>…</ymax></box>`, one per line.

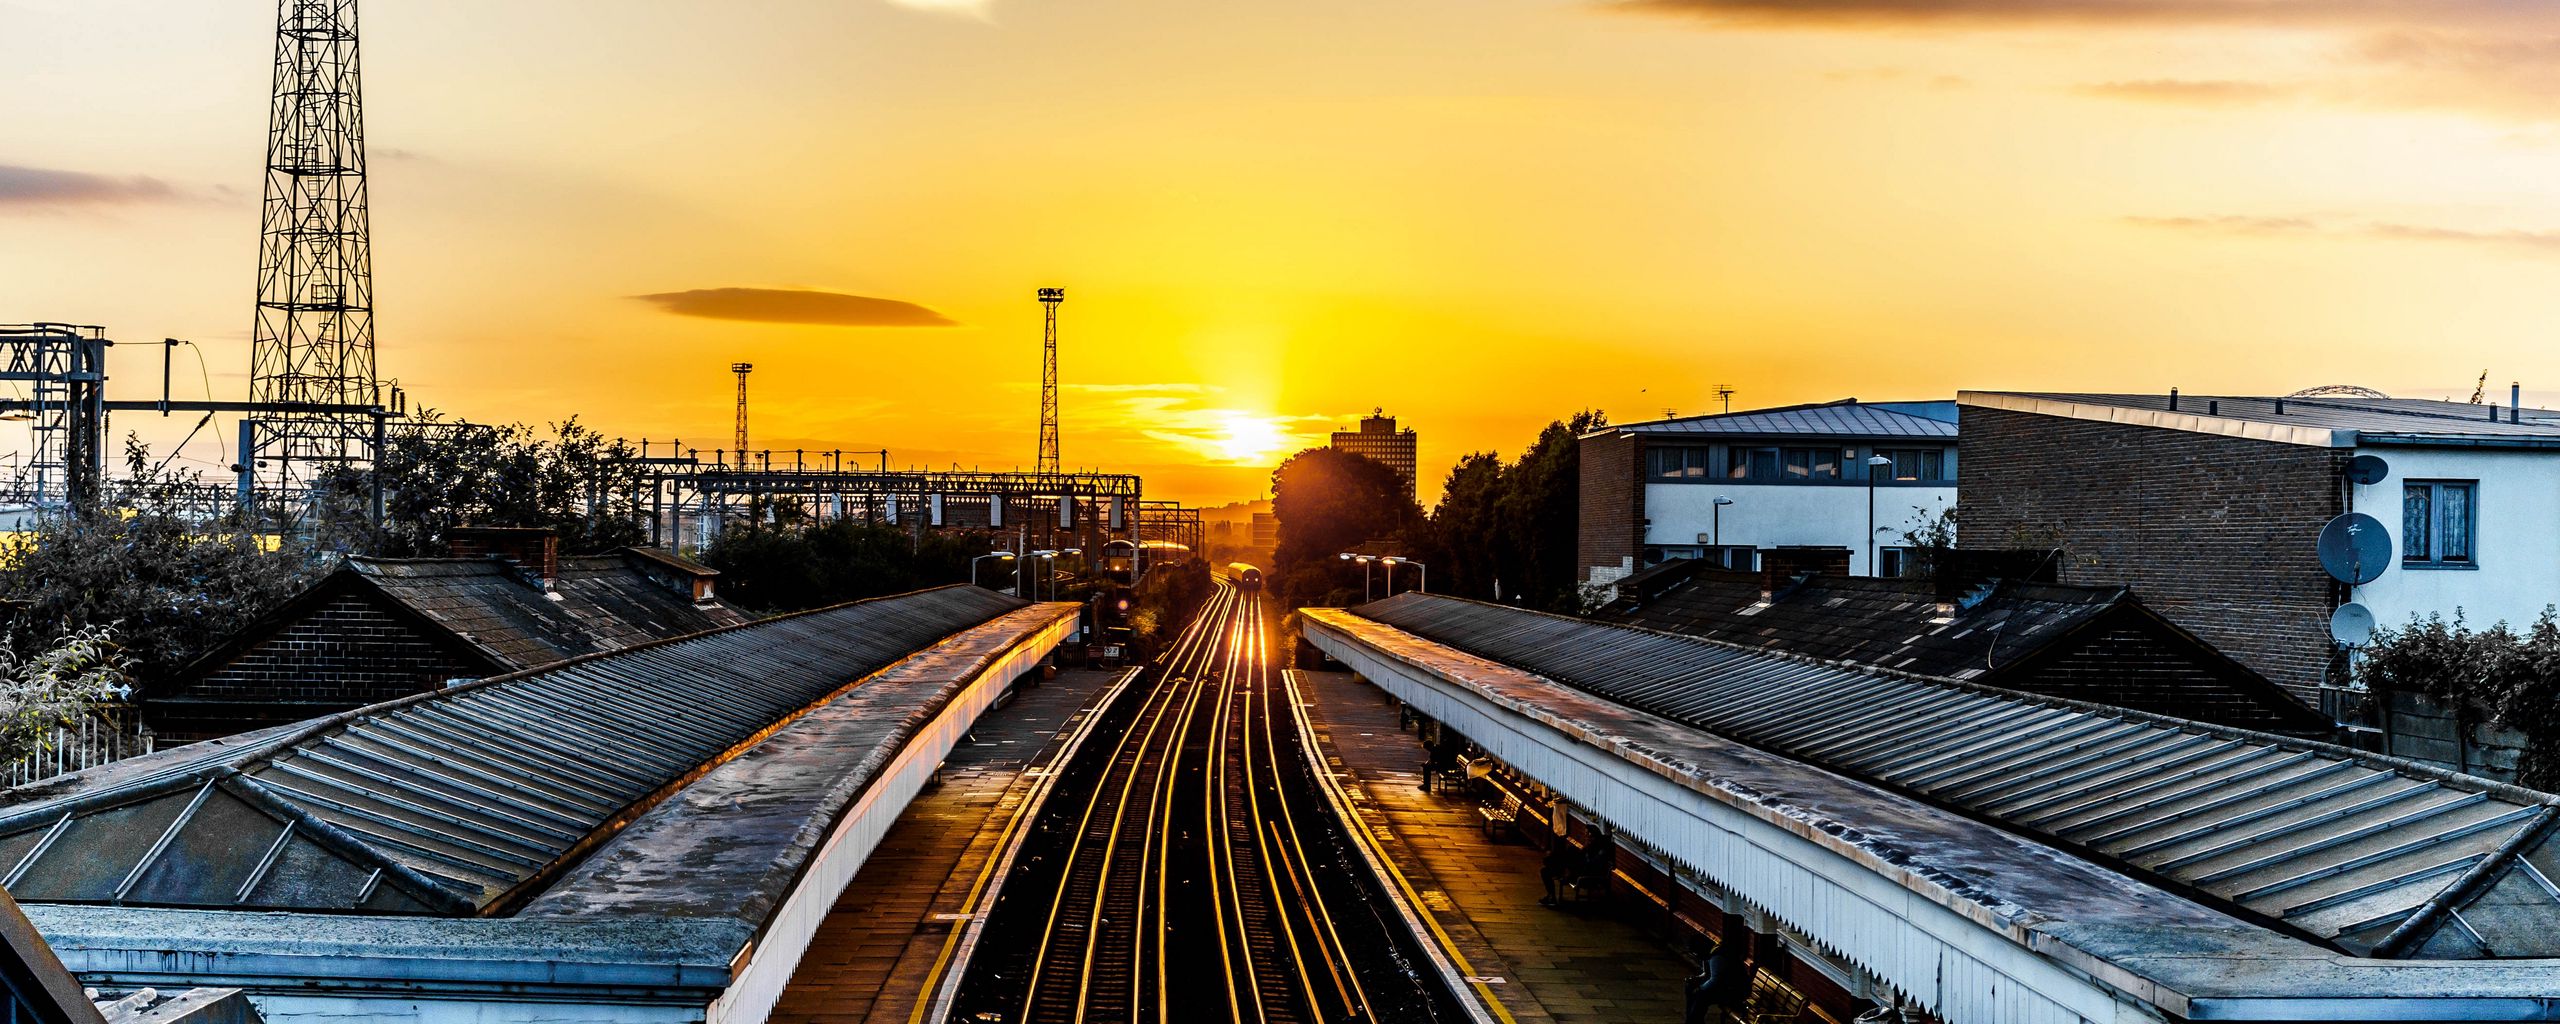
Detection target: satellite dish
<box><xmin>2318</xmin><ymin>512</ymin><xmax>2393</xmax><ymax>585</ymax></box>
<box><xmin>2331</xmin><ymin>603</ymin><xmax>2376</xmax><ymax>646</ymax></box>
<box><xmin>2345</xmin><ymin>454</ymin><xmax>2390</xmax><ymax>485</ymax></box>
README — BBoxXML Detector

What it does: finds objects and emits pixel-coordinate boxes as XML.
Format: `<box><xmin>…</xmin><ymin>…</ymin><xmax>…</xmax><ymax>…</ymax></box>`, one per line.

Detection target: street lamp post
<box><xmin>1339</xmin><ymin>552</ymin><xmax>1377</xmax><ymax>601</ymax></box>
<box><xmin>1712</xmin><ymin>496</ymin><xmax>1734</xmax><ymax>564</ymax></box>
<box><xmin>1384</xmin><ymin>556</ymin><xmax>1427</xmax><ymax>594</ymax></box>
<box><xmin>1027</xmin><ymin>550</ymin><xmax>1058</xmax><ymax>600</ymax></box>
<box><xmin>972</xmin><ymin>551</ymin><xmax>1017</xmax><ymax>590</ymax></box>
<box><xmin>1865</xmin><ymin>454</ymin><xmax>1893</xmax><ymax>577</ymax></box>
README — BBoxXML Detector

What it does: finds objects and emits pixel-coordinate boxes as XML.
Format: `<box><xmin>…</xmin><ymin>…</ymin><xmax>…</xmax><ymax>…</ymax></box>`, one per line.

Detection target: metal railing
<box><xmin>3</xmin><ymin>706</ymin><xmax>152</xmax><ymax>788</ymax></box>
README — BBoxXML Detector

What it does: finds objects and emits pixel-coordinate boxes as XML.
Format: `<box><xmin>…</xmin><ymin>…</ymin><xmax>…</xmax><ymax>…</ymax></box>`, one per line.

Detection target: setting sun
<box><xmin>1210</xmin><ymin>413</ymin><xmax>1287</xmax><ymax>466</ymax></box>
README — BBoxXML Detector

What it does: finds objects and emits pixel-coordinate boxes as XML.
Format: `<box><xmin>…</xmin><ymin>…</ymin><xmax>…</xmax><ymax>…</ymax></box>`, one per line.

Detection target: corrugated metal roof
<box><xmin>1614</xmin><ymin>401</ymin><xmax>1959</xmax><ymax>440</ymax></box>
<box><xmin>1352</xmin><ymin>592</ymin><xmax>2560</xmax><ymax>959</ymax></box>
<box><xmin>0</xmin><ymin>585</ymin><xmax>1025</xmax><ymax>916</ymax></box>
<box><xmin>1603</xmin><ymin>570</ymin><xmax>2330</xmax><ymax>735</ymax></box>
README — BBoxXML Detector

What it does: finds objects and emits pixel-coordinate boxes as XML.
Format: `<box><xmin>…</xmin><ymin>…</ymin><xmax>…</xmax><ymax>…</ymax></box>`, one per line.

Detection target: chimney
<box><xmin>1758</xmin><ymin>562</ymin><xmax>1782</xmax><ymax>601</ymax></box>
<box><xmin>2168</xmin><ymin>388</ymin><xmax>2179</xmax><ymax>411</ymax></box>
<box><xmin>2274</xmin><ymin>398</ymin><xmax>2286</xmax><ymax>415</ymax></box>
<box><xmin>2514</xmin><ymin>382</ymin><xmax>2523</xmax><ymax>415</ymax></box>
<box><xmin>449</xmin><ymin>526</ymin><xmax>561</xmax><ymax>594</ymax></box>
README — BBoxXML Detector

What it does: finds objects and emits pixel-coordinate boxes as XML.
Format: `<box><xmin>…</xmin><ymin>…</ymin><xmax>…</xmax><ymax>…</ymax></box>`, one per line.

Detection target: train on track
<box><xmin>1101</xmin><ymin>538</ymin><xmax>1193</xmax><ymax>581</ymax></box>
<box><xmin>1229</xmin><ymin>562</ymin><xmax>1263</xmax><ymax>590</ymax></box>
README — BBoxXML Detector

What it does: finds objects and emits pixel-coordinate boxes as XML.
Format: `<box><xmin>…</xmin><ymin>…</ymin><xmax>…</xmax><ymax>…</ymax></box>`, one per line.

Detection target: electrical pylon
<box><xmin>732</xmin><ymin>362</ymin><xmax>753</xmax><ymax>453</ymax></box>
<box><xmin>1037</xmin><ymin>288</ymin><xmax>1063</xmax><ymax>475</ymax></box>
<box><xmin>249</xmin><ymin>0</ymin><xmax>379</xmax><ymax>487</ymax></box>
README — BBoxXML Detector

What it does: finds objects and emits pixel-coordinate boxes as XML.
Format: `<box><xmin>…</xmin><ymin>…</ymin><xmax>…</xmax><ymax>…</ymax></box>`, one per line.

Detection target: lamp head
<box><xmin>991</xmin><ymin>550</ymin><xmax>1016</xmax><ymax>559</ymax></box>
<box><xmin>1866</xmin><ymin>455</ymin><xmax>1892</xmax><ymax>466</ymax></box>
<box><xmin>1713</xmin><ymin>496</ymin><xmax>1734</xmax><ymax>506</ymax></box>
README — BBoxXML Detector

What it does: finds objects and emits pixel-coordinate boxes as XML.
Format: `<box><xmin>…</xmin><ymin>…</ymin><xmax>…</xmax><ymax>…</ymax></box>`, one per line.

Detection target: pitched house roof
<box><xmin>1604</xmin><ymin>399</ymin><xmax>1959</xmax><ymax>440</ymax></box>
<box><xmin>347</xmin><ymin>551</ymin><xmax>747</xmax><ymax>670</ymax></box>
<box><xmin>1602</xmin><ymin>564</ymin><xmax>2330</xmax><ymax>735</ymax></box>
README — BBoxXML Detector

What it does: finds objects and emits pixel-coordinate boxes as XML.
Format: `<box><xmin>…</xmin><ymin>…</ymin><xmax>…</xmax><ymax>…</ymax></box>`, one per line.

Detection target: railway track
<box><xmin>956</xmin><ymin>579</ymin><xmax>1462</xmax><ymax>1024</ymax></box>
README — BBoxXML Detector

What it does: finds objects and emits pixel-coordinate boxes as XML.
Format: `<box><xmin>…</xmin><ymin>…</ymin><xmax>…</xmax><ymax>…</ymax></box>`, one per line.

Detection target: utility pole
<box><xmin>732</xmin><ymin>362</ymin><xmax>753</xmax><ymax>453</ymax></box>
<box><xmin>1037</xmin><ymin>288</ymin><xmax>1063</xmax><ymax>475</ymax></box>
<box><xmin>249</xmin><ymin>0</ymin><xmax>379</xmax><ymax>489</ymax></box>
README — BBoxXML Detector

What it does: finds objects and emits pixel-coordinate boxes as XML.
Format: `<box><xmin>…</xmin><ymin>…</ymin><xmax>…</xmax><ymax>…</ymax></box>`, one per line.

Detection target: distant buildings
<box><xmin>1958</xmin><ymin>390</ymin><xmax>2560</xmax><ymax>710</ymax></box>
<box><xmin>1330</xmin><ymin>408</ymin><xmax>1419</xmax><ymax>500</ymax></box>
<box><xmin>1577</xmin><ymin>399</ymin><xmax>1958</xmax><ymax>587</ymax></box>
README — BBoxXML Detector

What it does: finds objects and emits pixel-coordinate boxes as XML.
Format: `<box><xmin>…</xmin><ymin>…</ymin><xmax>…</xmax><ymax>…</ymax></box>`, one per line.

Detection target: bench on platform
<box><xmin>1479</xmin><ymin>791</ymin><xmax>1521</xmax><ymax>839</ymax></box>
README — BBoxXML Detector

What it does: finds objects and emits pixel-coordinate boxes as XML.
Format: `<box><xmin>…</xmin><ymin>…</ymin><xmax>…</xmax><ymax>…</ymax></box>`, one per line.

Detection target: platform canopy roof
<box><xmin>1354</xmin><ymin>592</ymin><xmax>2560</xmax><ymax>959</ymax></box>
<box><xmin>0</xmin><ymin>585</ymin><xmax>1025</xmax><ymax>917</ymax></box>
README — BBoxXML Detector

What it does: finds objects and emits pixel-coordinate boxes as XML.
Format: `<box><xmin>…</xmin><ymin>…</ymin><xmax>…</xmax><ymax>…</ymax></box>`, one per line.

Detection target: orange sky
<box><xmin>13</xmin><ymin>1</ymin><xmax>2560</xmax><ymax>504</ymax></box>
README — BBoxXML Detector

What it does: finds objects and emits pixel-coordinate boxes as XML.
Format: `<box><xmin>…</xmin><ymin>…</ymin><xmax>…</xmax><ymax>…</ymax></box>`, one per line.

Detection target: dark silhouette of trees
<box><xmin>350</xmin><ymin>415</ymin><xmax>651</xmax><ymax>557</ymax></box>
<box><xmin>1270</xmin><ymin>447</ymin><xmax>1419</xmax><ymax>606</ymax></box>
<box><xmin>702</xmin><ymin>520</ymin><xmax>985</xmax><ymax>613</ymax></box>
<box><xmin>1410</xmin><ymin>410</ymin><xmax>1603</xmax><ymax>612</ymax></box>
<box><xmin>0</xmin><ymin>439</ymin><xmax>328</xmax><ymax>682</ymax></box>
<box><xmin>1268</xmin><ymin>409</ymin><xmax>1604</xmax><ymax>612</ymax></box>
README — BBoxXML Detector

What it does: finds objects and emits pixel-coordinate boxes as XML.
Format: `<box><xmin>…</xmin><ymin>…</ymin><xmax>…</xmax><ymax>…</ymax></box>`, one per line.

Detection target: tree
<box><xmin>0</xmin><ymin>625</ymin><xmax>132</xmax><ymax>765</ymax></box>
<box><xmin>1419</xmin><ymin>452</ymin><xmax>1505</xmax><ymax>599</ymax></box>
<box><xmin>2358</xmin><ymin>609</ymin><xmax>2560</xmax><ymax>789</ymax></box>
<box><xmin>348</xmin><ymin>415</ymin><xmax>651</xmax><ymax>557</ymax></box>
<box><xmin>1491</xmin><ymin>409</ymin><xmax>1604</xmax><ymax>612</ymax></box>
<box><xmin>702</xmin><ymin>519</ymin><xmax>986</xmax><ymax>613</ymax></box>
<box><xmin>0</xmin><ymin>439</ymin><xmax>328</xmax><ymax>683</ymax></box>
<box><xmin>1269</xmin><ymin>447</ymin><xmax>1419</xmax><ymax>606</ymax></box>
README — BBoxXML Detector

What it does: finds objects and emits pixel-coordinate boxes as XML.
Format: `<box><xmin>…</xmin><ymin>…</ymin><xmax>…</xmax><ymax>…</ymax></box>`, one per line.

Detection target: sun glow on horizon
<box><xmin>1209</xmin><ymin>413</ymin><xmax>1288</xmax><ymax>466</ymax></box>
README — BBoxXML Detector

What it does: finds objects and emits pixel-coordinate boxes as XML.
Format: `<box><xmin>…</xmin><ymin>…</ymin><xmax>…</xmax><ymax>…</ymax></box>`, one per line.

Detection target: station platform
<box><xmin>770</xmin><ymin>667</ymin><xmax>1127</xmax><ymax>1024</ymax></box>
<box><xmin>1291</xmin><ymin>669</ymin><xmax>1693</xmax><ymax>1024</ymax></box>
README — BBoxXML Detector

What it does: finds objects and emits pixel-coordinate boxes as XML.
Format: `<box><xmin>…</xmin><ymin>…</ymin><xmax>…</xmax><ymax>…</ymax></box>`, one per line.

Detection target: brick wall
<box><xmin>156</xmin><ymin>593</ymin><xmax>486</xmax><ymax>739</ymax></box>
<box><xmin>1959</xmin><ymin>405</ymin><xmax>2344</xmax><ymax>701</ymax></box>
<box><xmin>1577</xmin><ymin>432</ymin><xmax>1643</xmax><ymax>583</ymax></box>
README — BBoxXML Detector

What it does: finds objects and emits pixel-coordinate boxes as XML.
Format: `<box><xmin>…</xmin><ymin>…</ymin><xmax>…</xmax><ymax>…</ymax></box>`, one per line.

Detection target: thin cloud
<box><xmin>1611</xmin><ymin>0</ymin><xmax>2553</xmax><ymax>31</ymax></box>
<box><xmin>2076</xmin><ymin>79</ymin><xmax>2290</xmax><ymax>106</ymax></box>
<box><xmin>2129</xmin><ymin>213</ymin><xmax>2560</xmax><ymax>255</ymax></box>
<box><xmin>631</xmin><ymin>288</ymin><xmax>957</xmax><ymax>327</ymax></box>
<box><xmin>883</xmin><ymin>0</ymin><xmax>994</xmax><ymax>18</ymax></box>
<box><xmin>2125</xmin><ymin>214</ymin><xmax>2320</xmax><ymax>234</ymax></box>
<box><xmin>0</xmin><ymin>164</ymin><xmax>182</xmax><ymax>208</ymax></box>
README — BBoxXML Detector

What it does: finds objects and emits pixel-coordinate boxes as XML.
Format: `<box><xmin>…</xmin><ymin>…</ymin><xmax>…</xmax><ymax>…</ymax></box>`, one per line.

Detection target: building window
<box><xmin>1784</xmin><ymin>447</ymin><xmax>1840</xmax><ymax>480</ymax></box>
<box><xmin>1646</xmin><ymin>446</ymin><xmax>1713</xmax><ymax>481</ymax></box>
<box><xmin>1874</xmin><ymin>448</ymin><xmax>1947</xmax><ymax>482</ymax></box>
<box><xmin>1724</xmin><ymin>446</ymin><xmax>1838</xmax><ymax>482</ymax></box>
<box><xmin>2403</xmin><ymin>481</ymin><xmax>2477</xmax><ymax>567</ymax></box>
<box><xmin>1644</xmin><ymin>545</ymin><xmax>1704</xmax><ymax>565</ymax></box>
<box><xmin>1709</xmin><ymin>545</ymin><xmax>1757</xmax><ymax>571</ymax></box>
<box><xmin>1876</xmin><ymin>546</ymin><xmax>1914</xmax><ymax>578</ymax></box>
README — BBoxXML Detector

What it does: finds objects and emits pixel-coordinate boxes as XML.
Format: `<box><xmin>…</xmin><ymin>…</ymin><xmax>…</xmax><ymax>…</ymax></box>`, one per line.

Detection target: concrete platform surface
<box><xmin>1293</xmin><ymin>669</ymin><xmax>1693</xmax><ymax>1024</ymax></box>
<box><xmin>769</xmin><ymin>667</ymin><xmax>1124</xmax><ymax>1024</ymax></box>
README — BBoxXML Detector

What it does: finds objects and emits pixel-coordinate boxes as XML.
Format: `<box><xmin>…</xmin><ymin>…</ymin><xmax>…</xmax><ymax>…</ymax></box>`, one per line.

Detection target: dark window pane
<box><xmin>1749</xmin><ymin>448</ymin><xmax>1779</xmax><ymax>480</ymax></box>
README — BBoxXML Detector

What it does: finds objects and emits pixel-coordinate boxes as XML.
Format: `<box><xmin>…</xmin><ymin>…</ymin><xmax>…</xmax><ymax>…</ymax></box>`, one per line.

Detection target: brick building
<box><xmin>1330</xmin><ymin>408</ymin><xmax>1419</xmax><ymax>500</ymax></box>
<box><xmin>1578</xmin><ymin>399</ymin><xmax>1958</xmax><ymax>590</ymax></box>
<box><xmin>148</xmin><ymin>530</ymin><xmax>745</xmax><ymax>742</ymax></box>
<box><xmin>1599</xmin><ymin>560</ymin><xmax>2331</xmax><ymax>736</ymax></box>
<box><xmin>1958</xmin><ymin>390</ymin><xmax>2560</xmax><ymax>711</ymax></box>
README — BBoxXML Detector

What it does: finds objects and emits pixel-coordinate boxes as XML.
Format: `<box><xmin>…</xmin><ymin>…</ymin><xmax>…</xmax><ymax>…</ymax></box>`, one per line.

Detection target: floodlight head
<box><xmin>732</xmin><ymin>362</ymin><xmax>753</xmax><ymax>374</ymax></box>
<box><xmin>1038</xmin><ymin>287</ymin><xmax>1065</xmax><ymax>303</ymax></box>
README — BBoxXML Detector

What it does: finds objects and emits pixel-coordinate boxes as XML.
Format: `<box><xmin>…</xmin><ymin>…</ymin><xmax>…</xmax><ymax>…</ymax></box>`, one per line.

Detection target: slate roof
<box><xmin>1607</xmin><ymin>399</ymin><xmax>1959</xmax><ymax>440</ymax></box>
<box><xmin>1352</xmin><ymin>593</ymin><xmax>2560</xmax><ymax>960</ymax></box>
<box><xmin>349</xmin><ymin>551</ymin><xmax>747</xmax><ymax>670</ymax></box>
<box><xmin>0</xmin><ymin>586</ymin><xmax>1026</xmax><ymax>916</ymax></box>
<box><xmin>1603</xmin><ymin>567</ymin><xmax>2329</xmax><ymax>735</ymax></box>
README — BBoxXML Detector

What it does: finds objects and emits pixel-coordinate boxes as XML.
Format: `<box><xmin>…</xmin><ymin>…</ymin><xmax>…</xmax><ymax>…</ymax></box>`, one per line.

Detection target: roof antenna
<box><xmin>1715</xmin><ymin>385</ymin><xmax>1735</xmax><ymax>415</ymax></box>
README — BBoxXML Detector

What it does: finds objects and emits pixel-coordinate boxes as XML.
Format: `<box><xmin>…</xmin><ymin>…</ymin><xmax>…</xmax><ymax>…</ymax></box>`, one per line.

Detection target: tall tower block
<box><xmin>1037</xmin><ymin>288</ymin><xmax>1063</xmax><ymax>475</ymax></box>
<box><xmin>249</xmin><ymin>0</ymin><xmax>379</xmax><ymax>486</ymax></box>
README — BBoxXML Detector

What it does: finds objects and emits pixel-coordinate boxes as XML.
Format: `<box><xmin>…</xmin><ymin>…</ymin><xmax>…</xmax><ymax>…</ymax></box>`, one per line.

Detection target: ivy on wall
<box><xmin>2357</xmin><ymin>610</ymin><xmax>2560</xmax><ymax>790</ymax></box>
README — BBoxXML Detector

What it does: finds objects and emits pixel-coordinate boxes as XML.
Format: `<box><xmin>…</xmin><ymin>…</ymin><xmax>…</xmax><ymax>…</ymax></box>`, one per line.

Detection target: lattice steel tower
<box><xmin>732</xmin><ymin>362</ymin><xmax>753</xmax><ymax>452</ymax></box>
<box><xmin>250</xmin><ymin>0</ymin><xmax>378</xmax><ymax>486</ymax></box>
<box><xmin>1037</xmin><ymin>288</ymin><xmax>1062</xmax><ymax>474</ymax></box>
